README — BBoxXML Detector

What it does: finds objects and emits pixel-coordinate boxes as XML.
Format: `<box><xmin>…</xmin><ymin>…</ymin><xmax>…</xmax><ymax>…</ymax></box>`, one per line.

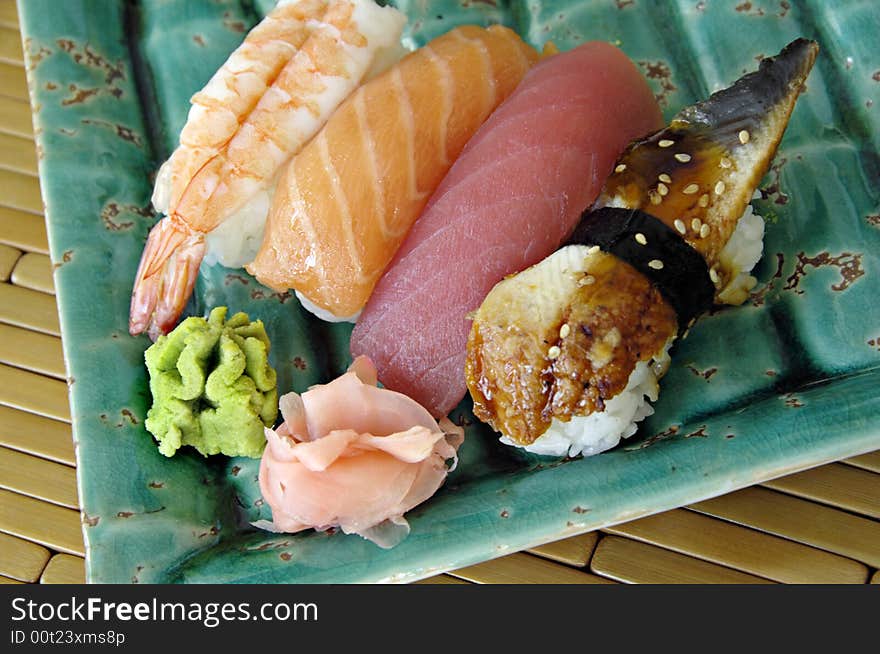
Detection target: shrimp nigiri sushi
<box><xmin>246</xmin><ymin>25</ymin><xmax>540</xmax><ymax>321</ymax></box>
<box><xmin>466</xmin><ymin>38</ymin><xmax>819</xmax><ymax>457</ymax></box>
<box><xmin>129</xmin><ymin>0</ymin><xmax>406</xmax><ymax>339</ymax></box>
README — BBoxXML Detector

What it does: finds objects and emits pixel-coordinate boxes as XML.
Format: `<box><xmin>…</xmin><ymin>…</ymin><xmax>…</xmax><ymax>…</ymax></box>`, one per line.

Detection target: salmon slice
<box><xmin>246</xmin><ymin>25</ymin><xmax>540</xmax><ymax>319</ymax></box>
<box><xmin>350</xmin><ymin>41</ymin><xmax>664</xmax><ymax>417</ymax></box>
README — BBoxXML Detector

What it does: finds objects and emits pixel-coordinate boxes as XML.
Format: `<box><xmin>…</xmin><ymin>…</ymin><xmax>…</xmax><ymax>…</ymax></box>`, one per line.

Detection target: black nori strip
<box><xmin>566</xmin><ymin>207</ymin><xmax>715</xmax><ymax>331</ymax></box>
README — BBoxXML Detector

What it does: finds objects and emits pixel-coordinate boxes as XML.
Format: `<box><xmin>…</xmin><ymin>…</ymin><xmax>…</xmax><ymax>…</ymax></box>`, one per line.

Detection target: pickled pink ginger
<box><xmin>257</xmin><ymin>357</ymin><xmax>463</xmax><ymax>548</ymax></box>
<box><xmin>351</xmin><ymin>41</ymin><xmax>664</xmax><ymax>416</ymax></box>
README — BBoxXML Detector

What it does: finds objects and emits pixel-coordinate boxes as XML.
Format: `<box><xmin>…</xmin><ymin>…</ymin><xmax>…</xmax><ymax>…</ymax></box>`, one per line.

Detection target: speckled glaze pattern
<box><xmin>19</xmin><ymin>0</ymin><xmax>880</xmax><ymax>583</ymax></box>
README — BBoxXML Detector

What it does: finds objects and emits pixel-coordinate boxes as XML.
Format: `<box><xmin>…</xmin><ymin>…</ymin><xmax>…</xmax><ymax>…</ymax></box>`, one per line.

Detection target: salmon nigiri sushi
<box><xmin>246</xmin><ymin>25</ymin><xmax>540</xmax><ymax>321</ymax></box>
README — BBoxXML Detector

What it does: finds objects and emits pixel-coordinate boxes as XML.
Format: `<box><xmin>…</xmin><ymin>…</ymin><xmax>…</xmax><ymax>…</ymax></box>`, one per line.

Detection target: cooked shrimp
<box><xmin>129</xmin><ymin>0</ymin><xmax>406</xmax><ymax>339</ymax></box>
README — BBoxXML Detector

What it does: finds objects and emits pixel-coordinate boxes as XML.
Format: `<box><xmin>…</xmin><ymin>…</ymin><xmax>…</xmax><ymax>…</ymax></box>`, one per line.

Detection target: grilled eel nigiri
<box><xmin>465</xmin><ymin>38</ymin><xmax>819</xmax><ymax>457</ymax></box>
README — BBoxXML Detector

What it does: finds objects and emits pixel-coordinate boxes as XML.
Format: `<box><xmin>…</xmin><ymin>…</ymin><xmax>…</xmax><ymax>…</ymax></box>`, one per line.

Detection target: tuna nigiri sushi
<box><xmin>129</xmin><ymin>0</ymin><xmax>406</xmax><ymax>339</ymax></box>
<box><xmin>465</xmin><ymin>39</ymin><xmax>819</xmax><ymax>457</ymax></box>
<box><xmin>350</xmin><ymin>41</ymin><xmax>664</xmax><ymax>416</ymax></box>
<box><xmin>246</xmin><ymin>25</ymin><xmax>540</xmax><ymax>321</ymax></box>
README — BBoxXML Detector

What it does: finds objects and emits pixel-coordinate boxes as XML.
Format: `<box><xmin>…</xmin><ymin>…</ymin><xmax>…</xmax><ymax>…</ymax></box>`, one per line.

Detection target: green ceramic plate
<box><xmin>20</xmin><ymin>0</ymin><xmax>880</xmax><ymax>583</ymax></box>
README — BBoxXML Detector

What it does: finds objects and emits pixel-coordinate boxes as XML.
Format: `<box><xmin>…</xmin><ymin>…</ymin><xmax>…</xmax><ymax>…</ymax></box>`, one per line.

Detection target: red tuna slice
<box><xmin>350</xmin><ymin>41</ymin><xmax>664</xmax><ymax>417</ymax></box>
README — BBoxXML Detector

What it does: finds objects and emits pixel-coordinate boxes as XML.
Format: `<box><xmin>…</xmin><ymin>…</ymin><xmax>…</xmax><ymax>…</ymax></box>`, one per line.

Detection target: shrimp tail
<box><xmin>129</xmin><ymin>215</ymin><xmax>206</xmax><ymax>340</ymax></box>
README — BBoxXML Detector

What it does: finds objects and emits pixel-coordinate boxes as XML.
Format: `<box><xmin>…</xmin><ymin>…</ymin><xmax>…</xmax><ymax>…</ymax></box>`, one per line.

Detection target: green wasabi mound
<box><xmin>144</xmin><ymin>306</ymin><xmax>278</xmax><ymax>458</ymax></box>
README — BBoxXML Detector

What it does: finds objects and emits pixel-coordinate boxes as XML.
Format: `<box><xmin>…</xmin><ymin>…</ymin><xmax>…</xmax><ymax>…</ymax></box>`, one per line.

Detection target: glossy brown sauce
<box><xmin>603</xmin><ymin>126</ymin><xmax>736</xmax><ymax>267</ymax></box>
<box><xmin>466</xmin><ymin>253</ymin><xmax>676</xmax><ymax>445</ymax></box>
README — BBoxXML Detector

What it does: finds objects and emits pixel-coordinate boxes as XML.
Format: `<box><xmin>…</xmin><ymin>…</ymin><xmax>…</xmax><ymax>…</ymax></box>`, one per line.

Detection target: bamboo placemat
<box><xmin>1</xmin><ymin>2</ymin><xmax>878</xmax><ymax>585</ymax></box>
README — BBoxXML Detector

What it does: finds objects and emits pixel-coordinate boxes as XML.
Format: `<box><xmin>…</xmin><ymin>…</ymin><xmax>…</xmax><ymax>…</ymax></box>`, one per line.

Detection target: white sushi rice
<box><xmin>295</xmin><ymin>290</ymin><xmax>361</xmax><ymax>323</ymax></box>
<box><xmin>502</xmin><ymin>341</ymin><xmax>673</xmax><ymax>458</ymax></box>
<box><xmin>717</xmin><ymin>198</ymin><xmax>765</xmax><ymax>305</ymax></box>
<box><xmin>204</xmin><ymin>187</ymin><xmax>272</xmax><ymax>268</ymax></box>
<box><xmin>150</xmin><ymin>158</ymin><xmax>172</xmax><ymax>215</ymax></box>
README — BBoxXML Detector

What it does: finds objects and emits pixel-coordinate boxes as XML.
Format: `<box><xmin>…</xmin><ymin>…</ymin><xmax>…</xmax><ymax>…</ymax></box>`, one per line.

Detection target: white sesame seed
<box><xmin>650</xmin><ymin>191</ymin><xmax>662</xmax><ymax>205</ymax></box>
<box><xmin>691</xmin><ymin>218</ymin><xmax>702</xmax><ymax>231</ymax></box>
<box><xmin>738</xmin><ymin>130</ymin><xmax>750</xmax><ymax>144</ymax></box>
<box><xmin>674</xmin><ymin>153</ymin><xmax>692</xmax><ymax>163</ymax></box>
<box><xmin>709</xmin><ymin>267</ymin><xmax>720</xmax><ymax>284</ymax></box>
<box><xmin>715</xmin><ymin>180</ymin><xmax>726</xmax><ymax>195</ymax></box>
<box><xmin>657</xmin><ymin>182</ymin><xmax>669</xmax><ymax>196</ymax></box>
<box><xmin>635</xmin><ymin>232</ymin><xmax>647</xmax><ymax>245</ymax></box>
<box><xmin>658</xmin><ymin>139</ymin><xmax>674</xmax><ymax>148</ymax></box>
<box><xmin>683</xmin><ymin>183</ymin><xmax>699</xmax><ymax>195</ymax></box>
<box><xmin>698</xmin><ymin>193</ymin><xmax>710</xmax><ymax>207</ymax></box>
<box><xmin>674</xmin><ymin>219</ymin><xmax>686</xmax><ymax>234</ymax></box>
<box><xmin>700</xmin><ymin>224</ymin><xmax>710</xmax><ymax>238</ymax></box>
<box><xmin>547</xmin><ymin>346</ymin><xmax>561</xmax><ymax>359</ymax></box>
<box><xmin>720</xmin><ymin>157</ymin><xmax>732</xmax><ymax>169</ymax></box>
<box><xmin>559</xmin><ymin>323</ymin><xmax>571</xmax><ymax>339</ymax></box>
<box><xmin>587</xmin><ymin>245</ymin><xmax>600</xmax><ymax>255</ymax></box>
<box><xmin>615</xmin><ymin>163</ymin><xmax>627</xmax><ymax>173</ymax></box>
<box><xmin>648</xmin><ymin>259</ymin><xmax>664</xmax><ymax>270</ymax></box>
<box><xmin>658</xmin><ymin>173</ymin><xmax>672</xmax><ymax>184</ymax></box>
<box><xmin>580</xmin><ymin>274</ymin><xmax>596</xmax><ymax>286</ymax></box>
